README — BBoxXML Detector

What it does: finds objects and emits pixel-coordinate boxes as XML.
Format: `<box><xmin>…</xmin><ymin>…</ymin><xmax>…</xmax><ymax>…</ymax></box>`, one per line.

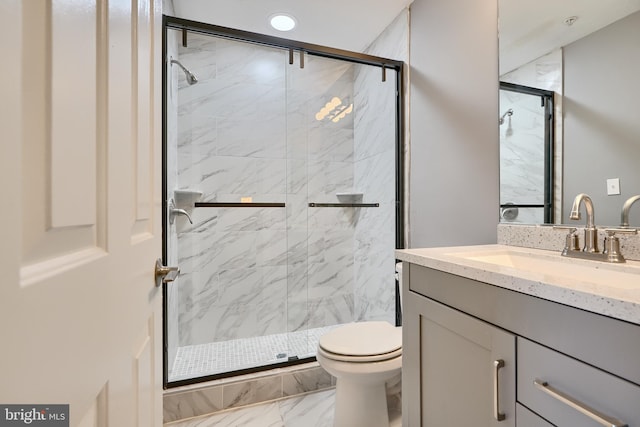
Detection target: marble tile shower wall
<box><xmin>171</xmin><ymin>32</ymin><xmax>396</xmax><ymax>348</ymax></box>
<box><xmin>166</xmin><ymin>29</ymin><xmax>180</xmax><ymax>365</ymax></box>
<box><xmin>353</xmin><ymin>10</ymin><xmax>408</xmax><ymax>324</ymax></box>
<box><xmin>499</xmin><ymin>89</ymin><xmax>546</xmax><ymax>224</ymax></box>
<box><xmin>352</xmin><ymin>63</ymin><xmax>396</xmax><ymax>324</ymax></box>
<box><xmin>296</xmin><ymin>56</ymin><xmax>358</xmax><ymax>333</ymax></box>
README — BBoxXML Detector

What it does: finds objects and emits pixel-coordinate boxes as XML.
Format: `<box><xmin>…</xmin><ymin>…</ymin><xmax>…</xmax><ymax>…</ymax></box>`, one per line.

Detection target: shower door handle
<box><xmin>155</xmin><ymin>258</ymin><xmax>180</xmax><ymax>287</ymax></box>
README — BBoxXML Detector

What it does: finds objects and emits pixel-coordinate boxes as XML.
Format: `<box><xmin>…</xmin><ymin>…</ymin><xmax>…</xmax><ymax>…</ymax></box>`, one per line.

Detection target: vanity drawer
<box><xmin>516</xmin><ymin>403</ymin><xmax>554</xmax><ymax>427</ymax></box>
<box><xmin>518</xmin><ymin>338</ymin><xmax>640</xmax><ymax>427</ymax></box>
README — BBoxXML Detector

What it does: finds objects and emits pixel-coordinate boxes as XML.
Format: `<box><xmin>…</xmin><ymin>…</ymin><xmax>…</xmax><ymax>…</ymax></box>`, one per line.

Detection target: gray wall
<box><xmin>563</xmin><ymin>11</ymin><xmax>640</xmax><ymax>227</ymax></box>
<box><xmin>408</xmin><ymin>0</ymin><xmax>500</xmax><ymax>248</ymax></box>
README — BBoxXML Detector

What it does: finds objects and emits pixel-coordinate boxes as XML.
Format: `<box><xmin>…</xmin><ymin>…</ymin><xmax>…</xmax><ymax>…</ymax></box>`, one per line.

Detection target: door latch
<box><xmin>155</xmin><ymin>258</ymin><xmax>180</xmax><ymax>287</ymax></box>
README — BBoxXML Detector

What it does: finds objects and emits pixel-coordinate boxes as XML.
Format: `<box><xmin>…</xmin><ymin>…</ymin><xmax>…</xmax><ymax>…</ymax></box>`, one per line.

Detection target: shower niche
<box><xmin>163</xmin><ymin>16</ymin><xmax>403</xmax><ymax>386</ymax></box>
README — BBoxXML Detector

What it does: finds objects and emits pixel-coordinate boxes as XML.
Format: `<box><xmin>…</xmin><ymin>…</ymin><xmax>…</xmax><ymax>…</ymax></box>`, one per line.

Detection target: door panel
<box><xmin>0</xmin><ymin>1</ymin><xmax>163</xmax><ymax>425</ymax></box>
<box><xmin>404</xmin><ymin>292</ymin><xmax>516</xmax><ymax>427</ymax></box>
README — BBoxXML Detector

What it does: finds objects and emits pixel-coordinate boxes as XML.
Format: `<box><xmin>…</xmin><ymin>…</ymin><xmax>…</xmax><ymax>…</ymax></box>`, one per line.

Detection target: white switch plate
<box><xmin>607</xmin><ymin>178</ymin><xmax>621</xmax><ymax>195</ymax></box>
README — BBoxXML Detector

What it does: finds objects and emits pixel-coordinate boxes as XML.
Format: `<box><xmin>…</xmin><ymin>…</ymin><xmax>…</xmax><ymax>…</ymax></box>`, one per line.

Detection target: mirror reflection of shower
<box><xmin>499</xmin><ymin>108</ymin><xmax>513</xmax><ymax>125</ymax></box>
<box><xmin>170</xmin><ymin>57</ymin><xmax>198</xmax><ymax>85</ymax></box>
<box><xmin>499</xmin><ymin>108</ymin><xmax>514</xmax><ymax>136</ymax></box>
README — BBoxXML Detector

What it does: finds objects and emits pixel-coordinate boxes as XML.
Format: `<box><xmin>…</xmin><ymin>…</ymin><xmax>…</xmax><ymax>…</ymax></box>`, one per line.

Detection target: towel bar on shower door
<box><xmin>194</xmin><ymin>202</ymin><xmax>286</xmax><ymax>208</ymax></box>
<box><xmin>308</xmin><ymin>203</ymin><xmax>379</xmax><ymax>208</ymax></box>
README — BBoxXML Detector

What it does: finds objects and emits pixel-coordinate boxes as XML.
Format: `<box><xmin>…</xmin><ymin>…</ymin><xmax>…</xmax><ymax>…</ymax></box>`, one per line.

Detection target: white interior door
<box><xmin>0</xmin><ymin>1</ymin><xmax>163</xmax><ymax>426</ymax></box>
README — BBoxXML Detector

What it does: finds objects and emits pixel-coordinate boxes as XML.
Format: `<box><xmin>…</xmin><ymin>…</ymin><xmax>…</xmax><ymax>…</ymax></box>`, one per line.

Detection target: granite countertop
<box><xmin>396</xmin><ymin>244</ymin><xmax>640</xmax><ymax>326</ymax></box>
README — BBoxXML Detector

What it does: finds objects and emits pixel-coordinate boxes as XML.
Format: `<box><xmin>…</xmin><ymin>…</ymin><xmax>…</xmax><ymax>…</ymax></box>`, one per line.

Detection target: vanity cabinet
<box><xmin>402</xmin><ymin>263</ymin><xmax>640</xmax><ymax>427</ymax></box>
<box><xmin>403</xmin><ymin>291</ymin><xmax>515</xmax><ymax>426</ymax></box>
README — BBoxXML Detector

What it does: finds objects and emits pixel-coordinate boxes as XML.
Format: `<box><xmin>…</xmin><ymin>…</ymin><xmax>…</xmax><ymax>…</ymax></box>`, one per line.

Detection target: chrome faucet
<box><xmin>559</xmin><ymin>193</ymin><xmax>637</xmax><ymax>263</ymax></box>
<box><xmin>620</xmin><ymin>195</ymin><xmax>640</xmax><ymax>228</ymax></box>
<box><xmin>569</xmin><ymin>193</ymin><xmax>598</xmax><ymax>253</ymax></box>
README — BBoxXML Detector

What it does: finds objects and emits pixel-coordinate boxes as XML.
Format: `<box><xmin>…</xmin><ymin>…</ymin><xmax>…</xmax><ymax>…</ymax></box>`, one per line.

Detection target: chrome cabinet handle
<box><xmin>533</xmin><ymin>379</ymin><xmax>627</xmax><ymax>427</ymax></box>
<box><xmin>493</xmin><ymin>359</ymin><xmax>506</xmax><ymax>421</ymax></box>
<box><xmin>155</xmin><ymin>258</ymin><xmax>180</xmax><ymax>287</ymax></box>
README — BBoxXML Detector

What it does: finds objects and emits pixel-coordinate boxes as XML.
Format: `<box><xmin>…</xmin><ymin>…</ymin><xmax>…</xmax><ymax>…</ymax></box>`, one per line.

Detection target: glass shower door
<box><xmin>285</xmin><ymin>51</ymin><xmax>399</xmax><ymax>355</ymax></box>
<box><xmin>163</xmin><ymin>18</ymin><xmax>402</xmax><ymax>386</ymax></box>
<box><xmin>165</xmin><ymin>29</ymin><xmax>293</xmax><ymax>383</ymax></box>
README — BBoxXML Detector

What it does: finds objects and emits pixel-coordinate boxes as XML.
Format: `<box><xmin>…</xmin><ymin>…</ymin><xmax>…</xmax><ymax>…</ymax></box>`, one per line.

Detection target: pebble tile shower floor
<box><xmin>170</xmin><ymin>325</ymin><xmax>342</xmax><ymax>381</ymax></box>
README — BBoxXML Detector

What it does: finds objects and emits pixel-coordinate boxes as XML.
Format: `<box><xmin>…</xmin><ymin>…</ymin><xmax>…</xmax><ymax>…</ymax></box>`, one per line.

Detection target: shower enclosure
<box><xmin>499</xmin><ymin>81</ymin><xmax>554</xmax><ymax>224</ymax></box>
<box><xmin>162</xmin><ymin>17</ymin><xmax>404</xmax><ymax>386</ymax></box>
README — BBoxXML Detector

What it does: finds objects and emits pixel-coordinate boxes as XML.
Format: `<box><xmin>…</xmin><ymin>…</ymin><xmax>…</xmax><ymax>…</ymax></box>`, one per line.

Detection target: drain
<box><xmin>276</xmin><ymin>353</ymin><xmax>287</xmax><ymax>359</ymax></box>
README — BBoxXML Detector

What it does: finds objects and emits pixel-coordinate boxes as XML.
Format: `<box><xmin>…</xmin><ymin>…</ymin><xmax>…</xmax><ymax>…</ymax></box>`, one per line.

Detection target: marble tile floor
<box><xmin>170</xmin><ymin>325</ymin><xmax>343</xmax><ymax>382</ymax></box>
<box><xmin>163</xmin><ymin>388</ymin><xmax>402</xmax><ymax>427</ymax></box>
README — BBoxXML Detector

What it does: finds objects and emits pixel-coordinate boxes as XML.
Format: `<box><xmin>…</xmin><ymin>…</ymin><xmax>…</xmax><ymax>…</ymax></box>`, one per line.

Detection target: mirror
<box><xmin>498</xmin><ymin>1</ymin><xmax>640</xmax><ymax>227</ymax></box>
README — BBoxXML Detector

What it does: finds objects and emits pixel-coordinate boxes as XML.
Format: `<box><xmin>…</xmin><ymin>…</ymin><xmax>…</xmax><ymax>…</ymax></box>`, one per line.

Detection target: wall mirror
<box><xmin>498</xmin><ymin>0</ymin><xmax>640</xmax><ymax>227</ymax></box>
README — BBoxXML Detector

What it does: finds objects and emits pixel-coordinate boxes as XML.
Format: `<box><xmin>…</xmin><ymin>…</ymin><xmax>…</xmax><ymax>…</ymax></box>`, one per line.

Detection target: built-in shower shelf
<box><xmin>195</xmin><ymin>202</ymin><xmax>285</xmax><ymax>208</ymax></box>
<box><xmin>174</xmin><ymin>189</ymin><xmax>203</xmax><ymax>208</ymax></box>
<box><xmin>308</xmin><ymin>202</ymin><xmax>379</xmax><ymax>208</ymax></box>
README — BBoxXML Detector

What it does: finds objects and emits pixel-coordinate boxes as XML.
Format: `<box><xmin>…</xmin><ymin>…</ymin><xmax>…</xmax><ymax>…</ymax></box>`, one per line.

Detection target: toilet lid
<box><xmin>318</xmin><ymin>321</ymin><xmax>402</xmax><ymax>357</ymax></box>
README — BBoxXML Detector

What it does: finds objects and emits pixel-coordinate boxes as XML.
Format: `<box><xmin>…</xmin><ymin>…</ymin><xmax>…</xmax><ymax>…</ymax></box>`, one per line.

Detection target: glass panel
<box><xmin>284</xmin><ymin>54</ymin><xmax>398</xmax><ymax>358</ymax></box>
<box><xmin>499</xmin><ymin>88</ymin><xmax>547</xmax><ymax>223</ymax></box>
<box><xmin>166</xmin><ymin>29</ymin><xmax>290</xmax><ymax>382</ymax></box>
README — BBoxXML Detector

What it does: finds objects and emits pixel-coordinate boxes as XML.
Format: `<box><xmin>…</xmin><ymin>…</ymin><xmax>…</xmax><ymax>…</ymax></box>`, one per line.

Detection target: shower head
<box><xmin>499</xmin><ymin>108</ymin><xmax>513</xmax><ymax>125</ymax></box>
<box><xmin>170</xmin><ymin>58</ymin><xmax>198</xmax><ymax>85</ymax></box>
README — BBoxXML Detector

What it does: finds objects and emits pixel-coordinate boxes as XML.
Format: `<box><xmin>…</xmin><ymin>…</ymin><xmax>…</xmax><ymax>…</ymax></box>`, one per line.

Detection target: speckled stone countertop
<box><xmin>396</xmin><ymin>243</ymin><xmax>640</xmax><ymax>326</ymax></box>
<box><xmin>497</xmin><ymin>223</ymin><xmax>640</xmax><ymax>261</ymax></box>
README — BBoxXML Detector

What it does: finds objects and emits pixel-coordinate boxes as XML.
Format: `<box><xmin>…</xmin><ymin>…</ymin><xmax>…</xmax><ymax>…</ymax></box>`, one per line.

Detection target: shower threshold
<box><xmin>169</xmin><ymin>324</ymin><xmax>343</xmax><ymax>382</ymax></box>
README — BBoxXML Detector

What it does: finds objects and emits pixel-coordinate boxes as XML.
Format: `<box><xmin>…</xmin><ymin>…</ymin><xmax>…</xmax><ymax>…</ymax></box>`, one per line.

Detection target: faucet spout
<box><xmin>570</xmin><ymin>193</ymin><xmax>595</xmax><ymax>229</ymax></box>
<box><xmin>569</xmin><ymin>193</ymin><xmax>598</xmax><ymax>253</ymax></box>
<box><xmin>620</xmin><ymin>195</ymin><xmax>640</xmax><ymax>228</ymax></box>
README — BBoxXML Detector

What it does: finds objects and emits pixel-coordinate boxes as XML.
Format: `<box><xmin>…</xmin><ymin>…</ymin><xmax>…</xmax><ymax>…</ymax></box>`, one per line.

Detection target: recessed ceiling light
<box><xmin>270</xmin><ymin>14</ymin><xmax>296</xmax><ymax>32</ymax></box>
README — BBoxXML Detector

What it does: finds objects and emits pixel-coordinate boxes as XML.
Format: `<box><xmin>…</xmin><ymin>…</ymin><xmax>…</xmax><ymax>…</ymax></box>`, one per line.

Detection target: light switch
<box><xmin>607</xmin><ymin>178</ymin><xmax>620</xmax><ymax>195</ymax></box>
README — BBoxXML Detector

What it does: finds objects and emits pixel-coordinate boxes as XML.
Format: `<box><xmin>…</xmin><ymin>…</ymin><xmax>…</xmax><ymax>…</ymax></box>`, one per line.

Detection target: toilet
<box><xmin>316</xmin><ymin>264</ymin><xmax>403</xmax><ymax>427</ymax></box>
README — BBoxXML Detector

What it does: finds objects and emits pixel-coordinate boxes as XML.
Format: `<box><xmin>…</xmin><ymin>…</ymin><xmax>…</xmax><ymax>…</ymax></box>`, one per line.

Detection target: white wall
<box><xmin>563</xmin><ymin>11</ymin><xmax>640</xmax><ymax>227</ymax></box>
<box><xmin>408</xmin><ymin>0</ymin><xmax>499</xmax><ymax>247</ymax></box>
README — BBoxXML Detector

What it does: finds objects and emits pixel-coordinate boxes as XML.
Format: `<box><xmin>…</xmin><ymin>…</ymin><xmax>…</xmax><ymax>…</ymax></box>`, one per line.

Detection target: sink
<box><xmin>447</xmin><ymin>249</ymin><xmax>640</xmax><ymax>290</ymax></box>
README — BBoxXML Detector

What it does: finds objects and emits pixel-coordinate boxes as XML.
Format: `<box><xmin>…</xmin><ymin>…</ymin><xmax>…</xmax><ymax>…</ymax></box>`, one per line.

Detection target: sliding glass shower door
<box><xmin>163</xmin><ymin>17</ymin><xmax>402</xmax><ymax>386</ymax></box>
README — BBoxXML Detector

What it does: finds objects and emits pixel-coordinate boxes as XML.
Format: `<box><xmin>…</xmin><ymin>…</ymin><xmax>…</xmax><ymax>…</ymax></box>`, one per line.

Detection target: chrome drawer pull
<box><xmin>493</xmin><ymin>359</ymin><xmax>505</xmax><ymax>421</ymax></box>
<box><xmin>533</xmin><ymin>379</ymin><xmax>628</xmax><ymax>427</ymax></box>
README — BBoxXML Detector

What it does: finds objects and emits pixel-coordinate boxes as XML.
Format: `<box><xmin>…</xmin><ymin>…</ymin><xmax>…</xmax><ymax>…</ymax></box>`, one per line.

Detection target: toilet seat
<box><xmin>318</xmin><ymin>321</ymin><xmax>402</xmax><ymax>363</ymax></box>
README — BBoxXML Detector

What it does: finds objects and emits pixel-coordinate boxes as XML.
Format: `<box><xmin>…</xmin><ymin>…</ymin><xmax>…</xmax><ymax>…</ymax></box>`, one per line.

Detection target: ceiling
<box><xmin>171</xmin><ymin>0</ymin><xmax>640</xmax><ymax>74</ymax></box>
<box><xmin>499</xmin><ymin>0</ymin><xmax>640</xmax><ymax>74</ymax></box>
<box><xmin>172</xmin><ymin>0</ymin><xmax>413</xmax><ymax>53</ymax></box>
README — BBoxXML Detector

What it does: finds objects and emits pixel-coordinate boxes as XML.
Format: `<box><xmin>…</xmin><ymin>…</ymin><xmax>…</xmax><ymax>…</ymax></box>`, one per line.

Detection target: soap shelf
<box><xmin>173</xmin><ymin>189</ymin><xmax>203</xmax><ymax>208</ymax></box>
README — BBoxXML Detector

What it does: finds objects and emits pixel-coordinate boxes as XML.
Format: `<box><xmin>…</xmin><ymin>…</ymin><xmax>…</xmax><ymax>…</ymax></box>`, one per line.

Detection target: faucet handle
<box><xmin>602</xmin><ymin>228</ymin><xmax>636</xmax><ymax>263</ymax></box>
<box><xmin>554</xmin><ymin>226</ymin><xmax>579</xmax><ymax>254</ymax></box>
<box><xmin>553</xmin><ymin>225</ymin><xmax>577</xmax><ymax>231</ymax></box>
<box><xmin>604</xmin><ymin>227</ymin><xmax>638</xmax><ymax>237</ymax></box>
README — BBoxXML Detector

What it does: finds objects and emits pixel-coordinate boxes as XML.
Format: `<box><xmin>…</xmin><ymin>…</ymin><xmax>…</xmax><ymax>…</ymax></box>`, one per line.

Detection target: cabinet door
<box><xmin>403</xmin><ymin>292</ymin><xmax>516</xmax><ymax>427</ymax></box>
<box><xmin>517</xmin><ymin>404</ymin><xmax>555</xmax><ymax>427</ymax></box>
<box><xmin>518</xmin><ymin>338</ymin><xmax>639</xmax><ymax>427</ymax></box>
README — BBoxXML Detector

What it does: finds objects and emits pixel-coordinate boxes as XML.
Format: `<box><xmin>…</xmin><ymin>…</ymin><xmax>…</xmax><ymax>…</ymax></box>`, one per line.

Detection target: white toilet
<box><xmin>316</xmin><ymin>264</ymin><xmax>403</xmax><ymax>427</ymax></box>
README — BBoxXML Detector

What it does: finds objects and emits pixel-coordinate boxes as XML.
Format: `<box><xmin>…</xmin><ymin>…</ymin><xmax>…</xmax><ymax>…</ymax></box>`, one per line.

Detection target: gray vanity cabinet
<box><xmin>402</xmin><ymin>262</ymin><xmax>640</xmax><ymax>427</ymax></box>
<box><xmin>518</xmin><ymin>338</ymin><xmax>640</xmax><ymax>427</ymax></box>
<box><xmin>515</xmin><ymin>404</ymin><xmax>553</xmax><ymax>427</ymax></box>
<box><xmin>403</xmin><ymin>291</ymin><xmax>516</xmax><ymax>426</ymax></box>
